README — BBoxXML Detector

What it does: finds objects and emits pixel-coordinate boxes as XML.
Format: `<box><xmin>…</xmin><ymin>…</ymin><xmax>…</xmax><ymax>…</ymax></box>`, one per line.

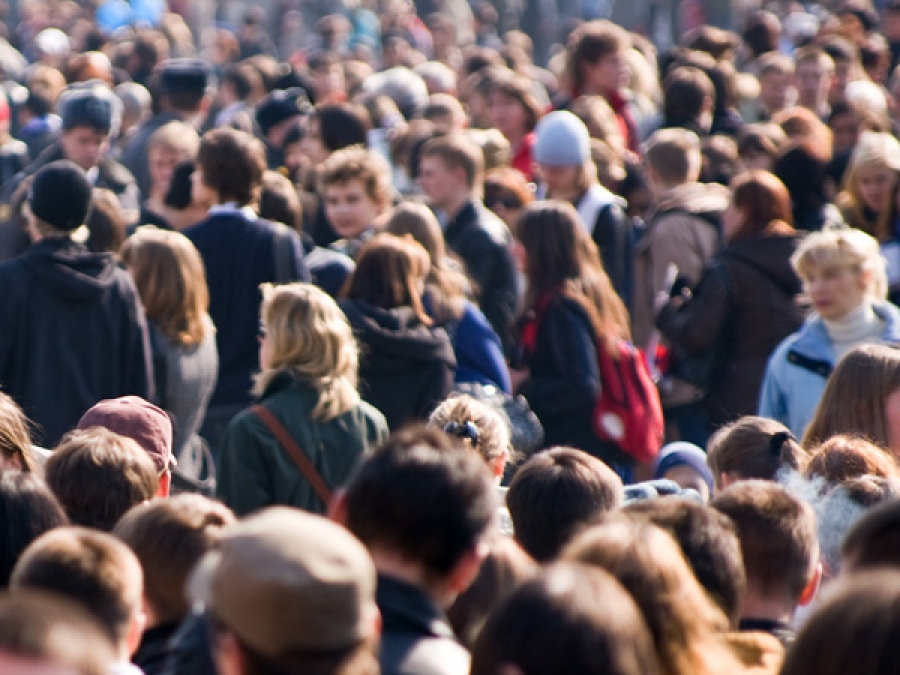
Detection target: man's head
<box><xmin>566</xmin><ymin>20</ymin><xmax>630</xmax><ymax>96</ymax></box>
<box><xmin>418</xmin><ymin>133</ymin><xmax>484</xmax><ymax>213</ymax></box>
<box><xmin>756</xmin><ymin>52</ymin><xmax>795</xmax><ymax>115</ymax></box>
<box><xmin>190</xmin><ymin>507</ymin><xmax>380</xmax><ymax>675</ymax></box>
<box><xmin>0</xmin><ymin>592</ymin><xmax>116</xmax><ymax>675</ymax></box>
<box><xmin>255</xmin><ymin>88</ymin><xmax>310</xmax><ymax>147</ymax></box>
<box><xmin>644</xmin><ymin>127</ymin><xmax>702</xmax><ymax>192</ymax></box>
<box><xmin>76</xmin><ymin>396</ymin><xmax>174</xmax><ymax>497</ymax></box>
<box><xmin>57</xmin><ymin>81</ymin><xmax>122</xmax><ymax>171</ymax></box>
<box><xmin>10</xmin><ymin>528</ymin><xmax>145</xmax><ymax>660</ymax></box>
<box><xmin>193</xmin><ymin>127</ymin><xmax>266</xmax><ymax>207</ymax></box>
<box><xmin>146</xmin><ymin>121</ymin><xmax>200</xmax><ymax>198</ymax></box>
<box><xmin>154</xmin><ymin>58</ymin><xmax>213</xmax><ymax>116</ymax></box>
<box><xmin>663</xmin><ymin>66</ymin><xmax>715</xmax><ymax>132</ymax></box>
<box><xmin>26</xmin><ymin>160</ymin><xmax>94</xmax><ymax>240</ymax></box>
<box><xmin>794</xmin><ymin>47</ymin><xmax>835</xmax><ymax>111</ymax></box>
<box><xmin>712</xmin><ymin>481</ymin><xmax>820</xmax><ymax>620</ymax></box>
<box><xmin>318</xmin><ymin>145</ymin><xmax>393</xmax><ymax>240</ymax></box>
<box><xmin>841</xmin><ymin>498</ymin><xmax>900</xmax><ymax>574</ymax></box>
<box><xmin>338</xmin><ymin>426</ymin><xmax>496</xmax><ymax>600</ymax></box>
<box><xmin>45</xmin><ymin>428</ymin><xmax>159</xmax><ymax>531</ymax></box>
<box><xmin>113</xmin><ymin>495</ymin><xmax>235</xmax><ymax>628</ymax></box>
<box><xmin>506</xmin><ymin>447</ymin><xmax>623</xmax><ymax>563</ymax></box>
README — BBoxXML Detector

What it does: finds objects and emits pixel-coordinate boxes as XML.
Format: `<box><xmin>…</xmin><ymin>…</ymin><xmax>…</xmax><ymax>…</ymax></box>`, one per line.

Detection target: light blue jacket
<box><xmin>758</xmin><ymin>301</ymin><xmax>900</xmax><ymax>437</ymax></box>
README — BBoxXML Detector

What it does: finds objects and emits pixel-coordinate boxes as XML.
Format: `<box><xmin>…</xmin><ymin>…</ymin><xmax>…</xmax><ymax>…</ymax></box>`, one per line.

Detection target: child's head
<box><xmin>319</xmin><ymin>145</ymin><xmax>392</xmax><ymax>240</ymax></box>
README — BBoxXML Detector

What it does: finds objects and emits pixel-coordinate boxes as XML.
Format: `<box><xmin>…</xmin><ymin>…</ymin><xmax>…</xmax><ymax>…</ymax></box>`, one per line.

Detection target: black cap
<box><xmin>255</xmin><ymin>88</ymin><xmax>310</xmax><ymax>136</ymax></box>
<box><xmin>158</xmin><ymin>58</ymin><xmax>213</xmax><ymax>96</ymax></box>
<box><xmin>29</xmin><ymin>160</ymin><xmax>93</xmax><ymax>232</ymax></box>
<box><xmin>58</xmin><ymin>80</ymin><xmax>121</xmax><ymax>134</ymax></box>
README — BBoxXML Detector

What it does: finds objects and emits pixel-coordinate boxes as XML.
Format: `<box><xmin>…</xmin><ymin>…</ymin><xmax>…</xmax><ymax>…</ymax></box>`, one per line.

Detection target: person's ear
<box><xmin>126</xmin><ymin>607</ymin><xmax>147</xmax><ymax>657</ymax></box>
<box><xmin>718</xmin><ymin>471</ymin><xmax>739</xmax><ymax>490</ymax></box>
<box><xmin>798</xmin><ymin>560</ymin><xmax>823</xmax><ymax>607</ymax></box>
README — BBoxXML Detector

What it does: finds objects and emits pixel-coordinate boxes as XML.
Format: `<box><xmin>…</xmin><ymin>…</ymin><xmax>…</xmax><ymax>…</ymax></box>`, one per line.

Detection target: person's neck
<box><xmin>506</xmin><ymin>128</ymin><xmax>526</xmax><ymax>151</ymax></box>
<box><xmin>442</xmin><ymin>193</ymin><xmax>473</xmax><ymax>222</ymax></box>
<box><xmin>368</xmin><ymin>548</ymin><xmax>452</xmax><ymax>608</ymax></box>
<box><xmin>739</xmin><ymin>592</ymin><xmax>795</xmax><ymax>626</ymax></box>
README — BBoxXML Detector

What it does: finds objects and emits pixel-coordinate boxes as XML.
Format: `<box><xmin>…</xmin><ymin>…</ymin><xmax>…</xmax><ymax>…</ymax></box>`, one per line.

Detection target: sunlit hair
<box><xmin>384</xmin><ymin>201</ymin><xmax>468</xmax><ymax>323</ymax></box>
<box><xmin>253</xmin><ymin>283</ymin><xmax>360</xmax><ymax>422</ymax></box>
<box><xmin>0</xmin><ymin>393</ymin><xmax>36</xmax><ymax>472</ymax></box>
<box><xmin>728</xmin><ymin>170</ymin><xmax>795</xmax><ymax>239</ymax></box>
<box><xmin>121</xmin><ymin>227</ymin><xmax>212</xmax><ymax>346</ymax></box>
<box><xmin>803</xmin><ymin>344</ymin><xmax>900</xmax><ymax>454</ymax></box>
<box><xmin>838</xmin><ymin>131</ymin><xmax>900</xmax><ymax>241</ymax></box>
<box><xmin>791</xmin><ymin>228</ymin><xmax>887</xmax><ymax>301</ymax></box>
<box><xmin>344</xmin><ymin>233</ymin><xmax>433</xmax><ymax>326</ymax></box>
<box><xmin>318</xmin><ymin>144</ymin><xmax>393</xmax><ymax>212</ymax></box>
<box><xmin>516</xmin><ymin>201</ymin><xmax>630</xmax><ymax>354</ymax></box>
<box><xmin>707</xmin><ymin>415</ymin><xmax>808</xmax><ymax>489</ymax></box>
<box><xmin>429</xmin><ymin>393</ymin><xmax>512</xmax><ymax>470</ymax></box>
<box><xmin>564</xmin><ymin>517</ymin><xmax>737</xmax><ymax>675</ymax></box>
<box><xmin>805</xmin><ymin>434</ymin><xmax>900</xmax><ymax>485</ymax></box>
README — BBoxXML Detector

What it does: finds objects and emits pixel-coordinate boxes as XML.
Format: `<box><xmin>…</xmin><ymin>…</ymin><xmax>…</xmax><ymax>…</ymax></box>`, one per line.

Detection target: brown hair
<box><xmin>737</xmin><ymin>123</ymin><xmax>787</xmax><ymax>163</ymax></box>
<box><xmin>258</xmin><ymin>170</ymin><xmax>303</xmax><ymax>231</ymax></box>
<box><xmin>563</xmin><ymin>517</ymin><xmax>736</xmax><ymax>675</ymax></box>
<box><xmin>85</xmin><ymin>188</ymin><xmax>127</xmax><ymax>253</ymax></box>
<box><xmin>344</xmin><ymin>233</ymin><xmax>432</xmax><ymax>325</ymax></box>
<box><xmin>645</xmin><ymin>128</ymin><xmax>702</xmax><ymax>186</ymax></box>
<box><xmin>45</xmin><ymin>428</ymin><xmax>159</xmax><ymax>532</ymax></box>
<box><xmin>484</xmin><ymin>167</ymin><xmax>535</xmax><ymax>209</ymax></box>
<box><xmin>711</xmin><ymin>480</ymin><xmax>819</xmax><ymax>604</ymax></box>
<box><xmin>113</xmin><ymin>495</ymin><xmax>235</xmax><ymax>624</ymax></box>
<box><xmin>490</xmin><ymin>70</ymin><xmax>543</xmax><ymax>132</ymax></box>
<box><xmin>566</xmin><ymin>20</ymin><xmax>630</xmax><ymax>92</ymax></box>
<box><xmin>196</xmin><ymin>127</ymin><xmax>267</xmax><ymax>206</ymax></box>
<box><xmin>420</xmin><ymin>133</ymin><xmax>485</xmax><ymax>191</ymax></box>
<box><xmin>728</xmin><ymin>170</ymin><xmax>795</xmax><ymax>238</ymax></box>
<box><xmin>0</xmin><ymin>393</ymin><xmax>36</xmax><ymax>473</ymax></box>
<box><xmin>568</xmin><ymin>95</ymin><xmax>627</xmax><ymax>161</ymax></box>
<box><xmin>121</xmin><ymin>227</ymin><xmax>212</xmax><ymax>346</ymax></box>
<box><xmin>516</xmin><ymin>201</ymin><xmax>631</xmax><ymax>354</ymax></box>
<box><xmin>805</xmin><ymin>434</ymin><xmax>900</xmax><ymax>485</ymax></box>
<box><xmin>803</xmin><ymin>344</ymin><xmax>900</xmax><ymax>454</ymax></box>
<box><xmin>707</xmin><ymin>416</ymin><xmax>808</xmax><ymax>488</ymax></box>
<box><xmin>841</xmin><ymin>499</ymin><xmax>900</xmax><ymax>573</ymax></box>
<box><xmin>318</xmin><ymin>145</ymin><xmax>393</xmax><ymax>212</ymax></box>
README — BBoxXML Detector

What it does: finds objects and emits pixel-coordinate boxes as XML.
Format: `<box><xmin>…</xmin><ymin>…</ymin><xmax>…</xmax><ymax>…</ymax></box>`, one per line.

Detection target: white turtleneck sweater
<box><xmin>822</xmin><ymin>303</ymin><xmax>884</xmax><ymax>363</ymax></box>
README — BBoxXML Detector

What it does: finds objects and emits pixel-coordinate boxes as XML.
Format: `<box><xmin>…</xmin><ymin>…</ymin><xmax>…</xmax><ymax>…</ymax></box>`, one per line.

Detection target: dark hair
<box><xmin>0</xmin><ymin>472</ymin><xmax>68</xmax><ymax>588</ymax></box>
<box><xmin>711</xmin><ymin>480</ymin><xmax>818</xmax><ymax>604</ymax></box>
<box><xmin>25</xmin><ymin>89</ymin><xmax>54</xmax><ymax>117</ymax></box>
<box><xmin>222</xmin><ymin>62</ymin><xmax>258</xmax><ymax>101</ymax></box>
<box><xmin>343</xmin><ymin>426</ymin><xmax>496</xmax><ymax>580</ymax></box>
<box><xmin>420</xmin><ymin>133</ymin><xmax>484</xmax><ymax>190</ymax></box>
<box><xmin>623</xmin><ymin>498</ymin><xmax>745</xmax><ymax>627</ymax></box>
<box><xmin>45</xmin><ymin>428</ymin><xmax>159</xmax><ymax>531</ymax></box>
<box><xmin>164</xmin><ymin>160</ymin><xmax>196</xmax><ymax>209</ymax></box>
<box><xmin>490</xmin><ymin>70</ymin><xmax>543</xmax><ymax>132</ymax></box>
<box><xmin>316</xmin><ymin>103</ymin><xmax>369</xmax><ymax>153</ymax></box>
<box><xmin>258</xmin><ymin>170</ymin><xmax>303</xmax><ymax>231</ymax></box>
<box><xmin>0</xmin><ymin>592</ymin><xmax>115</xmax><ymax>675</ymax></box>
<box><xmin>113</xmin><ymin>495</ymin><xmax>234</xmax><ymax>624</ymax></box>
<box><xmin>85</xmin><ymin>188</ymin><xmax>127</xmax><ymax>253</ymax></box>
<box><xmin>773</xmin><ymin>141</ymin><xmax>832</xmax><ymax>224</ymax></box>
<box><xmin>729</xmin><ymin>170</ymin><xmax>794</xmax><ymax>238</ymax></box>
<box><xmin>506</xmin><ymin>447</ymin><xmax>623</xmax><ymax>562</ymax></box>
<box><xmin>566</xmin><ymin>20</ymin><xmax>630</xmax><ymax>91</ymax></box>
<box><xmin>780</xmin><ymin>572</ymin><xmax>900</xmax><ymax>675</ymax></box>
<box><xmin>741</xmin><ymin>11</ymin><xmax>780</xmax><ymax>60</ymax></box>
<box><xmin>197</xmin><ymin>127</ymin><xmax>267</xmax><ymax>206</ymax></box>
<box><xmin>470</xmin><ymin>563</ymin><xmax>660</xmax><ymax>675</ymax></box>
<box><xmin>663</xmin><ymin>66</ymin><xmax>714</xmax><ymax>127</ymax></box>
<box><xmin>842</xmin><ymin>499</ymin><xmax>900</xmax><ymax>572</ymax></box>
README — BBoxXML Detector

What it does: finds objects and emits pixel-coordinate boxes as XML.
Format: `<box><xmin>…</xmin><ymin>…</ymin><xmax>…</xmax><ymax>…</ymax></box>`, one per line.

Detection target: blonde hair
<box><xmin>428</xmin><ymin>394</ymin><xmax>512</xmax><ymax>468</ymax></box>
<box><xmin>644</xmin><ymin>128</ymin><xmax>702</xmax><ymax>186</ymax></box>
<box><xmin>120</xmin><ymin>227</ymin><xmax>212</xmax><ymax>346</ymax></box>
<box><xmin>791</xmin><ymin>228</ymin><xmax>887</xmax><ymax>301</ymax></box>
<box><xmin>0</xmin><ymin>392</ymin><xmax>36</xmax><ymax>472</ymax></box>
<box><xmin>146</xmin><ymin>120</ymin><xmax>200</xmax><ymax>158</ymax></box>
<box><xmin>837</xmin><ymin>131</ymin><xmax>900</xmax><ymax>241</ymax></box>
<box><xmin>253</xmin><ymin>283</ymin><xmax>360</xmax><ymax>422</ymax></box>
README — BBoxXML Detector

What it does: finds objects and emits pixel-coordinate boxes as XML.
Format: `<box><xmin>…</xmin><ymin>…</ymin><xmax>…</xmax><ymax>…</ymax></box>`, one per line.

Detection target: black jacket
<box><xmin>656</xmin><ymin>233</ymin><xmax>805</xmax><ymax>426</ymax></box>
<box><xmin>340</xmin><ymin>300</ymin><xmax>456</xmax><ymax>430</ymax></box>
<box><xmin>377</xmin><ymin>574</ymin><xmax>470</xmax><ymax>675</ymax></box>
<box><xmin>518</xmin><ymin>293</ymin><xmax>631</xmax><ymax>468</ymax></box>
<box><xmin>134</xmin><ymin>622</ymin><xmax>180</xmax><ymax>675</ymax></box>
<box><xmin>185</xmin><ymin>210</ymin><xmax>309</xmax><ymax>410</ymax></box>
<box><xmin>443</xmin><ymin>201</ymin><xmax>518</xmax><ymax>354</ymax></box>
<box><xmin>0</xmin><ymin>238</ymin><xmax>154</xmax><ymax>446</ymax></box>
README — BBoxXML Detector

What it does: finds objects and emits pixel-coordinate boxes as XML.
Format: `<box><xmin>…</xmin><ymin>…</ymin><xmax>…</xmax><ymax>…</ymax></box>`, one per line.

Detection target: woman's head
<box><xmin>384</xmin><ymin>201</ymin><xmax>445</xmax><ymax>268</ymax></box>
<box><xmin>805</xmin><ymin>434</ymin><xmax>900</xmax><ymax>486</ymax></box>
<box><xmin>791</xmin><ymin>228</ymin><xmax>887</xmax><ymax>318</ymax></box>
<box><xmin>0</xmin><ymin>394</ymin><xmax>36</xmax><ymax>473</ymax></box>
<box><xmin>803</xmin><ymin>344</ymin><xmax>900</xmax><ymax>456</ymax></box>
<box><xmin>194</xmin><ymin>127</ymin><xmax>267</xmax><ymax>207</ymax></box>
<box><xmin>429</xmin><ymin>394</ymin><xmax>512</xmax><ymax>481</ymax></box>
<box><xmin>344</xmin><ymin>233</ymin><xmax>432</xmax><ymax>325</ymax></box>
<box><xmin>120</xmin><ymin>227</ymin><xmax>211</xmax><ymax>347</ymax></box>
<box><xmin>483</xmin><ymin>167</ymin><xmax>534</xmax><ymax>230</ymax></box>
<box><xmin>255</xmin><ymin>283</ymin><xmax>360</xmax><ymax>422</ymax></box>
<box><xmin>707</xmin><ymin>416</ymin><xmax>808</xmax><ymax>490</ymax></box>
<box><xmin>488</xmin><ymin>71</ymin><xmax>543</xmax><ymax>140</ymax></box>
<box><xmin>840</xmin><ymin>131</ymin><xmax>900</xmax><ymax>239</ymax></box>
<box><xmin>724</xmin><ymin>170</ymin><xmax>793</xmax><ymax>240</ymax></box>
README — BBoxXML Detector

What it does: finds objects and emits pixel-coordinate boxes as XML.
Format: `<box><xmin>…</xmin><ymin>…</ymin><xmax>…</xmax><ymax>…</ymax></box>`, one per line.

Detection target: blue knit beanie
<box><xmin>533</xmin><ymin>110</ymin><xmax>591</xmax><ymax>166</ymax></box>
<box><xmin>653</xmin><ymin>442</ymin><xmax>715</xmax><ymax>494</ymax></box>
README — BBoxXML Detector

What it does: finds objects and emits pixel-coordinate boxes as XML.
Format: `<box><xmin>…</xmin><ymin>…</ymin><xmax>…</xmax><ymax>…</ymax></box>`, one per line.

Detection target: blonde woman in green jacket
<box><xmin>217</xmin><ymin>283</ymin><xmax>388</xmax><ymax>516</ymax></box>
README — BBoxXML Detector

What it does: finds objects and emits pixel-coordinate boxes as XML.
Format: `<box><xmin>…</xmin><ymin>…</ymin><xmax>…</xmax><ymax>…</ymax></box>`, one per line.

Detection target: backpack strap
<box><xmin>250</xmin><ymin>405</ymin><xmax>332</xmax><ymax>506</ymax></box>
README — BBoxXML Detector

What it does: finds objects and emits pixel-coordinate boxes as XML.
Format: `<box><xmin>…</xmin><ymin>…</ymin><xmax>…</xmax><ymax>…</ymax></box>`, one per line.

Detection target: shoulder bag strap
<box><xmin>250</xmin><ymin>404</ymin><xmax>332</xmax><ymax>506</ymax></box>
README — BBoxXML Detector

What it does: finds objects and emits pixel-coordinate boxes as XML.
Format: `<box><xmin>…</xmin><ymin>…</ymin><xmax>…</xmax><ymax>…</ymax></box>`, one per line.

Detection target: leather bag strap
<box><xmin>250</xmin><ymin>405</ymin><xmax>332</xmax><ymax>506</ymax></box>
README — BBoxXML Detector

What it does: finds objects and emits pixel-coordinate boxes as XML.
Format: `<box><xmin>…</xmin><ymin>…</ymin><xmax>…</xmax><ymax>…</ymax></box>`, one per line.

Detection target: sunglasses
<box><xmin>485</xmin><ymin>194</ymin><xmax>523</xmax><ymax>210</ymax></box>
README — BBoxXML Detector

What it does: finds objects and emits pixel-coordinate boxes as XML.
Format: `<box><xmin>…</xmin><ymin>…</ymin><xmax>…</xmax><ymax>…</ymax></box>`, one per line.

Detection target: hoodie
<box><xmin>340</xmin><ymin>300</ymin><xmax>456</xmax><ymax>430</ymax></box>
<box><xmin>0</xmin><ymin>238</ymin><xmax>154</xmax><ymax>446</ymax></box>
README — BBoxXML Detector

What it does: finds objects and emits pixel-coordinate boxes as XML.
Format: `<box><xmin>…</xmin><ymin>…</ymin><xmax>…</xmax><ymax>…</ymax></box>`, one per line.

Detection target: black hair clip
<box><xmin>444</xmin><ymin>420</ymin><xmax>479</xmax><ymax>446</ymax></box>
<box><xmin>769</xmin><ymin>431</ymin><xmax>795</xmax><ymax>455</ymax></box>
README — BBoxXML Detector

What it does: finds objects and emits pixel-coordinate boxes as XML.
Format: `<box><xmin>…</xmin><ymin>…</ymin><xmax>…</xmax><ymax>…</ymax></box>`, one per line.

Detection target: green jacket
<box><xmin>217</xmin><ymin>371</ymin><xmax>389</xmax><ymax>516</ymax></box>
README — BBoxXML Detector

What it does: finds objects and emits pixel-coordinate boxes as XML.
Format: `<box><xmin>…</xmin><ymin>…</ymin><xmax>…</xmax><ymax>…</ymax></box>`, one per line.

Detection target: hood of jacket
<box><xmin>723</xmin><ymin>233</ymin><xmax>804</xmax><ymax>296</ymax></box>
<box><xmin>21</xmin><ymin>238</ymin><xmax>122</xmax><ymax>302</ymax></box>
<box><xmin>340</xmin><ymin>300</ymin><xmax>457</xmax><ymax>369</ymax></box>
<box><xmin>653</xmin><ymin>181</ymin><xmax>730</xmax><ymax>218</ymax></box>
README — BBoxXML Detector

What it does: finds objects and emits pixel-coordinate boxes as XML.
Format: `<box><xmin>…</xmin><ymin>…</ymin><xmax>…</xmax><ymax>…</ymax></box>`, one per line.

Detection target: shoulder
<box><xmin>100</xmin><ymin>158</ymin><xmax>137</xmax><ymax>188</ymax></box>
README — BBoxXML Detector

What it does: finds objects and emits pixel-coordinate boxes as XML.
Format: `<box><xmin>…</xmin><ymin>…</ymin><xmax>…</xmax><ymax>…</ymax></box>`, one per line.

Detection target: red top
<box><xmin>511</xmin><ymin>132</ymin><xmax>536</xmax><ymax>181</ymax></box>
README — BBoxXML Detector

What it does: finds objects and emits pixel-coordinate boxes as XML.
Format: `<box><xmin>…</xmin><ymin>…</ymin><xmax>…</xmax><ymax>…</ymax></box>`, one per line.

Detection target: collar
<box><xmin>376</xmin><ymin>574</ymin><xmax>456</xmax><ymax>640</ymax></box>
<box><xmin>208</xmin><ymin>203</ymin><xmax>258</xmax><ymax>220</ymax></box>
<box><xmin>444</xmin><ymin>199</ymin><xmax>478</xmax><ymax>235</ymax></box>
<box><xmin>790</xmin><ymin>301</ymin><xmax>900</xmax><ymax>362</ymax></box>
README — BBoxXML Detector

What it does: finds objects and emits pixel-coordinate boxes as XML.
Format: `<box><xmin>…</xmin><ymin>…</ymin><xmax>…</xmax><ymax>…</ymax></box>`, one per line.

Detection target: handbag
<box><xmin>250</xmin><ymin>405</ymin><xmax>333</xmax><ymax>507</ymax></box>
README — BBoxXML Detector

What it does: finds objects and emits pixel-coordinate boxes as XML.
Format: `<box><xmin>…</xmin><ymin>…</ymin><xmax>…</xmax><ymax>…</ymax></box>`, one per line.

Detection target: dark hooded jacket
<box><xmin>340</xmin><ymin>300</ymin><xmax>456</xmax><ymax>430</ymax></box>
<box><xmin>0</xmin><ymin>238</ymin><xmax>154</xmax><ymax>446</ymax></box>
<box><xmin>655</xmin><ymin>233</ymin><xmax>806</xmax><ymax>426</ymax></box>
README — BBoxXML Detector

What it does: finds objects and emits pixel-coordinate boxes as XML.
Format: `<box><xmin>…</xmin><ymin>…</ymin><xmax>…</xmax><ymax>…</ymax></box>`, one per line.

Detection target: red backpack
<box><xmin>522</xmin><ymin>291</ymin><xmax>664</xmax><ymax>464</ymax></box>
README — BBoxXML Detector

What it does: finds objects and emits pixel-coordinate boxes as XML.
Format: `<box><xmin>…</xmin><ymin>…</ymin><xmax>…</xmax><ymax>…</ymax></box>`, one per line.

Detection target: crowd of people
<box><xmin>5</xmin><ymin>0</ymin><xmax>900</xmax><ymax>674</ymax></box>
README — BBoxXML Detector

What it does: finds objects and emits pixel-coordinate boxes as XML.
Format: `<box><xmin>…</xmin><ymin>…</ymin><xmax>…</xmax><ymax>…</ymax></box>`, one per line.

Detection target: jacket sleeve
<box><xmin>518</xmin><ymin>298</ymin><xmax>600</xmax><ymax>417</ymax></box>
<box><xmin>216</xmin><ymin>412</ymin><xmax>273</xmax><ymax>517</ymax></box>
<box><xmin>648</xmin><ymin>213</ymin><xmax>713</xmax><ymax>299</ymax></box>
<box><xmin>457</xmin><ymin>304</ymin><xmax>512</xmax><ymax>393</ymax></box>
<box><xmin>758</xmin><ymin>347</ymin><xmax>788</xmax><ymax>425</ymax></box>
<box><xmin>655</xmin><ymin>262</ymin><xmax>730</xmax><ymax>354</ymax></box>
<box><xmin>464</xmin><ymin>233</ymin><xmax>518</xmax><ymax>355</ymax></box>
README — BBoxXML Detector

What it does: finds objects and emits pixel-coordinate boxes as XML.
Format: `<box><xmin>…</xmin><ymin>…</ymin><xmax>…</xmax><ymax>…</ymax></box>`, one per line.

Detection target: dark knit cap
<box><xmin>58</xmin><ymin>80</ymin><xmax>121</xmax><ymax>134</ymax></box>
<box><xmin>29</xmin><ymin>160</ymin><xmax>92</xmax><ymax>231</ymax></box>
<box><xmin>256</xmin><ymin>88</ymin><xmax>310</xmax><ymax>136</ymax></box>
<box><xmin>158</xmin><ymin>58</ymin><xmax>213</xmax><ymax>96</ymax></box>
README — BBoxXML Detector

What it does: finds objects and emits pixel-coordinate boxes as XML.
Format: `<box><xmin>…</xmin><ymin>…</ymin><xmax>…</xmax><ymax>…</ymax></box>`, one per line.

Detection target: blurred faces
<box><xmin>418</xmin><ymin>155</ymin><xmax>464</xmax><ymax>212</ymax></box>
<box><xmin>298</xmin><ymin>118</ymin><xmax>329</xmax><ymax>165</ymax></box>
<box><xmin>60</xmin><ymin>126</ymin><xmax>108</xmax><ymax>171</ymax></box>
<box><xmin>759</xmin><ymin>70</ymin><xmax>793</xmax><ymax>114</ymax></box>
<box><xmin>489</xmin><ymin>91</ymin><xmax>528</xmax><ymax>143</ymax></box>
<box><xmin>582</xmin><ymin>50</ymin><xmax>628</xmax><ymax>96</ymax></box>
<box><xmin>538</xmin><ymin>163</ymin><xmax>582</xmax><ymax>202</ymax></box>
<box><xmin>148</xmin><ymin>147</ymin><xmax>182</xmax><ymax>198</ymax></box>
<box><xmin>324</xmin><ymin>179</ymin><xmax>381</xmax><ymax>239</ymax></box>
<box><xmin>795</xmin><ymin>61</ymin><xmax>833</xmax><ymax>110</ymax></box>
<box><xmin>803</xmin><ymin>264</ymin><xmax>869</xmax><ymax>320</ymax></box>
<box><xmin>830</xmin><ymin>110</ymin><xmax>861</xmax><ymax>155</ymax></box>
<box><xmin>856</xmin><ymin>166</ymin><xmax>898</xmax><ymax>214</ymax></box>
